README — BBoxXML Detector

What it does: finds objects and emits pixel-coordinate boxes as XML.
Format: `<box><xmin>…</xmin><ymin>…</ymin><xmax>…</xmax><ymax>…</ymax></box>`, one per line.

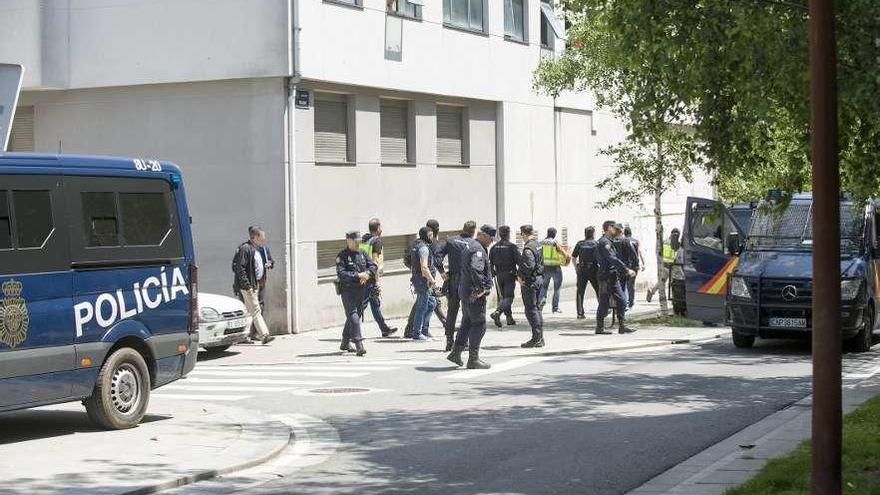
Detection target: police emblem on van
<box><xmin>0</xmin><ymin>279</ymin><xmax>29</xmax><ymax>348</ymax></box>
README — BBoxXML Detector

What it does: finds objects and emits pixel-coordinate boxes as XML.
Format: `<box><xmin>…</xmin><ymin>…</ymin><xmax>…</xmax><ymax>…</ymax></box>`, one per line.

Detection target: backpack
<box><xmin>403</xmin><ymin>238</ymin><xmax>415</xmax><ymax>269</ymax></box>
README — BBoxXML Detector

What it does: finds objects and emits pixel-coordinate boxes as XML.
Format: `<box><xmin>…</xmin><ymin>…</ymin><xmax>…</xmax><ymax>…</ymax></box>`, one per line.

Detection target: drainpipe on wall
<box><xmin>284</xmin><ymin>0</ymin><xmax>302</xmax><ymax>333</ymax></box>
<box><xmin>495</xmin><ymin>101</ymin><xmax>505</xmax><ymax>227</ymax></box>
<box><xmin>553</xmin><ymin>97</ymin><xmax>560</xmax><ymax>227</ymax></box>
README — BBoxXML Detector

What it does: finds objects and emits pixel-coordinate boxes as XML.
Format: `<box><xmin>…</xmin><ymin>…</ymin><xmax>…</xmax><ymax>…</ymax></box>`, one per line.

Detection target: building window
<box><xmin>540</xmin><ymin>1</ymin><xmax>565</xmax><ymax>49</ymax></box>
<box><xmin>380</xmin><ymin>99</ymin><xmax>410</xmax><ymax>165</ymax></box>
<box><xmin>504</xmin><ymin>0</ymin><xmax>527</xmax><ymax>42</ymax></box>
<box><xmin>317</xmin><ymin>233</ymin><xmax>418</xmax><ymax>278</ymax></box>
<box><xmin>324</xmin><ymin>0</ymin><xmax>362</xmax><ymax>7</ymax></box>
<box><xmin>314</xmin><ymin>94</ymin><xmax>351</xmax><ymax>164</ymax></box>
<box><xmin>387</xmin><ymin>0</ymin><xmax>422</xmax><ymax>19</ymax></box>
<box><xmin>443</xmin><ymin>0</ymin><xmax>486</xmax><ymax>33</ymax></box>
<box><xmin>437</xmin><ymin>105</ymin><xmax>465</xmax><ymax>166</ymax></box>
<box><xmin>9</xmin><ymin>106</ymin><xmax>34</xmax><ymax>152</ymax></box>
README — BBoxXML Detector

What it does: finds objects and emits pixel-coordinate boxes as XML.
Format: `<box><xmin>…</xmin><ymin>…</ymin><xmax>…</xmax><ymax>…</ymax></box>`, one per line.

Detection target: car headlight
<box><xmin>841</xmin><ymin>279</ymin><xmax>861</xmax><ymax>300</ymax></box>
<box><xmin>730</xmin><ymin>276</ymin><xmax>751</xmax><ymax>299</ymax></box>
<box><xmin>671</xmin><ymin>265</ymin><xmax>685</xmax><ymax>281</ymax></box>
<box><xmin>200</xmin><ymin>307</ymin><xmax>221</xmax><ymax>322</ymax></box>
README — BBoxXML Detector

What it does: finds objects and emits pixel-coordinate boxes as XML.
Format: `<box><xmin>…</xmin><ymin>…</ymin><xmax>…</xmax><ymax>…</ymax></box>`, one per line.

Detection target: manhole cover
<box><xmin>308</xmin><ymin>387</ymin><xmax>371</xmax><ymax>394</ymax></box>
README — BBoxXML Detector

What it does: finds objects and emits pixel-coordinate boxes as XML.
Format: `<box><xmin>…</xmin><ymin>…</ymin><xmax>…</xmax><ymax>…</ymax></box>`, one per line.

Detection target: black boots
<box><xmin>506</xmin><ymin>315</ymin><xmax>517</xmax><ymax>326</ymax></box>
<box><xmin>355</xmin><ymin>340</ymin><xmax>367</xmax><ymax>356</ymax></box>
<box><xmin>521</xmin><ymin>329</ymin><xmax>545</xmax><ymax>348</ymax></box>
<box><xmin>596</xmin><ymin>320</ymin><xmax>613</xmax><ymax>335</ymax></box>
<box><xmin>445</xmin><ymin>332</ymin><xmax>456</xmax><ymax>352</ymax></box>
<box><xmin>491</xmin><ymin>311</ymin><xmax>503</xmax><ymax>328</ymax></box>
<box><xmin>466</xmin><ymin>348</ymin><xmax>490</xmax><ymax>369</ymax></box>
<box><xmin>381</xmin><ymin>327</ymin><xmax>398</xmax><ymax>338</ymax></box>
<box><xmin>447</xmin><ymin>344</ymin><xmax>466</xmax><ymax>366</ymax></box>
<box><xmin>340</xmin><ymin>338</ymin><xmax>355</xmax><ymax>352</ymax></box>
<box><xmin>618</xmin><ymin>316</ymin><xmax>637</xmax><ymax>334</ymax></box>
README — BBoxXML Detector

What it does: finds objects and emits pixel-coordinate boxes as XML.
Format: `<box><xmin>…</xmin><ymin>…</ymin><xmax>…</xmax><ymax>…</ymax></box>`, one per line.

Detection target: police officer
<box><xmin>489</xmin><ymin>225</ymin><xmax>521</xmax><ymax>327</ymax></box>
<box><xmin>447</xmin><ymin>224</ymin><xmax>496</xmax><ymax>369</ymax></box>
<box><xmin>436</xmin><ymin>221</ymin><xmax>478</xmax><ymax>351</ymax></box>
<box><xmin>596</xmin><ymin>221</ymin><xmax>637</xmax><ymax>335</ymax></box>
<box><xmin>336</xmin><ymin>231</ymin><xmax>377</xmax><ymax>356</ymax></box>
<box><xmin>517</xmin><ymin>224</ymin><xmax>545</xmax><ymax>348</ymax></box>
<box><xmin>571</xmin><ymin>226</ymin><xmax>599</xmax><ymax>320</ymax></box>
<box><xmin>647</xmin><ymin>227</ymin><xmax>680</xmax><ymax>303</ymax></box>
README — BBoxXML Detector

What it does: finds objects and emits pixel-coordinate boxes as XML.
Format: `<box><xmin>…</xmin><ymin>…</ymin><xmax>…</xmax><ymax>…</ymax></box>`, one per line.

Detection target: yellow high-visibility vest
<box><xmin>542</xmin><ymin>244</ymin><xmax>562</xmax><ymax>266</ymax></box>
<box><xmin>661</xmin><ymin>243</ymin><xmax>676</xmax><ymax>264</ymax></box>
<box><xmin>358</xmin><ymin>241</ymin><xmax>373</xmax><ymax>258</ymax></box>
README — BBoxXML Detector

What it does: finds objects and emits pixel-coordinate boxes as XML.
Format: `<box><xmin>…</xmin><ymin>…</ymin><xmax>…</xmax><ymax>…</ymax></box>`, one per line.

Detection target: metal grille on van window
<box><xmin>314</xmin><ymin>94</ymin><xmax>349</xmax><ymax>164</ymax></box>
<box><xmin>9</xmin><ymin>106</ymin><xmax>34</xmax><ymax>152</ymax></box>
<box><xmin>437</xmin><ymin>105</ymin><xmax>463</xmax><ymax>165</ymax></box>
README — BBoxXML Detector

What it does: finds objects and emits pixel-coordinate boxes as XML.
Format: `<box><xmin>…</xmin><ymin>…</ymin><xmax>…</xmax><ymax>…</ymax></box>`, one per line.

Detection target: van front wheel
<box><xmin>847</xmin><ymin>307</ymin><xmax>874</xmax><ymax>354</ymax></box>
<box><xmin>84</xmin><ymin>347</ymin><xmax>151</xmax><ymax>430</ymax></box>
<box><xmin>732</xmin><ymin>328</ymin><xmax>756</xmax><ymax>349</ymax></box>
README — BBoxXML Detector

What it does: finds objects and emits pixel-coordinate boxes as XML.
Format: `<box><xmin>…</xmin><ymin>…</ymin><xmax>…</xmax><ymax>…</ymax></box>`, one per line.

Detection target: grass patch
<box><xmin>725</xmin><ymin>394</ymin><xmax>880</xmax><ymax>495</ymax></box>
<box><xmin>634</xmin><ymin>314</ymin><xmax>705</xmax><ymax>327</ymax></box>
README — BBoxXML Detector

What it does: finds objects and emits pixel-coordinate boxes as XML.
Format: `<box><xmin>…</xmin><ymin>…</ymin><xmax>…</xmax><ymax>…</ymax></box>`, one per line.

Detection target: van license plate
<box><xmin>769</xmin><ymin>317</ymin><xmax>806</xmax><ymax>328</ymax></box>
<box><xmin>226</xmin><ymin>318</ymin><xmax>249</xmax><ymax>330</ymax></box>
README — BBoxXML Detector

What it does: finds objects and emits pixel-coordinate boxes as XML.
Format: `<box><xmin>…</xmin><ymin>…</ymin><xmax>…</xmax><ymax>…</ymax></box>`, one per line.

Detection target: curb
<box><xmin>495</xmin><ymin>334</ymin><xmax>723</xmax><ymax>359</ymax></box>
<box><xmin>121</xmin><ymin>419</ymin><xmax>293</xmax><ymax>495</ymax></box>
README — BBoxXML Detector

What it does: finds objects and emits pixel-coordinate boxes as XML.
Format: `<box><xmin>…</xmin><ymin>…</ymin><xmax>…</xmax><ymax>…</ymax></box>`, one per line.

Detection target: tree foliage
<box><xmin>537</xmin><ymin>0</ymin><xmax>880</xmax><ymax>203</ymax></box>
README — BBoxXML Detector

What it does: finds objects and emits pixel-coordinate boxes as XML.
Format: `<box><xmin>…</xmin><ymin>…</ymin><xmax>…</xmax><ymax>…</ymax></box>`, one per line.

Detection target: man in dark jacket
<box><xmin>489</xmin><ymin>225</ymin><xmax>520</xmax><ymax>327</ymax></box>
<box><xmin>596</xmin><ymin>221</ymin><xmax>637</xmax><ymax>335</ymax></box>
<box><xmin>572</xmin><ymin>226</ymin><xmax>599</xmax><ymax>319</ymax></box>
<box><xmin>336</xmin><ymin>231</ymin><xmax>377</xmax><ymax>356</ymax></box>
<box><xmin>234</xmin><ymin>227</ymin><xmax>275</xmax><ymax>345</ymax></box>
<box><xmin>447</xmin><ymin>224</ymin><xmax>495</xmax><ymax>370</ymax></box>
<box><xmin>435</xmin><ymin>221</ymin><xmax>477</xmax><ymax>351</ymax></box>
<box><xmin>622</xmin><ymin>226</ymin><xmax>645</xmax><ymax>309</ymax></box>
<box><xmin>518</xmin><ymin>224</ymin><xmax>545</xmax><ymax>348</ymax></box>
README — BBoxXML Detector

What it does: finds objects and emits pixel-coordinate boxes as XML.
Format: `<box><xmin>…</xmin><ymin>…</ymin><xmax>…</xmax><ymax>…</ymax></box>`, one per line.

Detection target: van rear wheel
<box><xmin>84</xmin><ymin>347</ymin><xmax>151</xmax><ymax>430</ymax></box>
<box><xmin>732</xmin><ymin>328</ymin><xmax>756</xmax><ymax>349</ymax></box>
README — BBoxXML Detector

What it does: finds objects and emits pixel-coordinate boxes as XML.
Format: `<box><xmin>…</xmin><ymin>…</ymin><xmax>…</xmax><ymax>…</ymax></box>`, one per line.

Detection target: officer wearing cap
<box><xmin>335</xmin><ymin>231</ymin><xmax>377</xmax><ymax>356</ymax></box>
<box><xmin>518</xmin><ymin>224</ymin><xmax>545</xmax><ymax>348</ymax></box>
<box><xmin>447</xmin><ymin>224</ymin><xmax>495</xmax><ymax>369</ymax></box>
<box><xmin>436</xmin><ymin>220</ymin><xmax>478</xmax><ymax>351</ymax></box>
<box><xmin>489</xmin><ymin>225</ymin><xmax>520</xmax><ymax>328</ymax></box>
<box><xmin>596</xmin><ymin>221</ymin><xmax>637</xmax><ymax>335</ymax></box>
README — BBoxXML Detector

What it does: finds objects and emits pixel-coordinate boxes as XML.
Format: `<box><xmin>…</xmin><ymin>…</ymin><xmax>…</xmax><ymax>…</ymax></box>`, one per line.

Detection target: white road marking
<box><xmin>195</xmin><ymin>365</ymin><xmax>397</xmax><ymax>372</ymax></box>
<box><xmin>190</xmin><ymin>371</ymin><xmax>367</xmax><ymax>378</ymax></box>
<box><xmin>844</xmin><ymin>365</ymin><xmax>880</xmax><ymax>380</ymax></box>
<box><xmin>183</xmin><ymin>378</ymin><xmax>330</xmax><ymax>386</ymax></box>
<box><xmin>151</xmin><ymin>394</ymin><xmax>250</xmax><ymax>401</ymax></box>
<box><xmin>441</xmin><ymin>356</ymin><xmax>553</xmax><ymax>381</ymax></box>
<box><xmin>163</xmin><ymin>385</ymin><xmax>292</xmax><ymax>393</ymax></box>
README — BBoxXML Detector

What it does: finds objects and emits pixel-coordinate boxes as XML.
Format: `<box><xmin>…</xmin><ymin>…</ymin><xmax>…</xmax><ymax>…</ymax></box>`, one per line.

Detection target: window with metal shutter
<box><xmin>380</xmin><ymin>99</ymin><xmax>408</xmax><ymax>164</ymax></box>
<box><xmin>315</xmin><ymin>95</ymin><xmax>349</xmax><ymax>163</ymax></box>
<box><xmin>9</xmin><ymin>106</ymin><xmax>34</xmax><ymax>152</ymax></box>
<box><xmin>437</xmin><ymin>105</ymin><xmax>463</xmax><ymax>165</ymax></box>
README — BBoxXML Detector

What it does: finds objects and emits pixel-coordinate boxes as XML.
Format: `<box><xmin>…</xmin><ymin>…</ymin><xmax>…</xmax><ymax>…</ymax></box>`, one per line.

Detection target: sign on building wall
<box><xmin>0</xmin><ymin>64</ymin><xmax>25</xmax><ymax>152</ymax></box>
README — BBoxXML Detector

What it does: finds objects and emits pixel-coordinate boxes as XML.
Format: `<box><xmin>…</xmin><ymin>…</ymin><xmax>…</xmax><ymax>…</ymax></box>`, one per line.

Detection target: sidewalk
<box><xmin>0</xmin><ymin>400</ymin><xmax>291</xmax><ymax>495</ymax></box>
<box><xmin>210</xmin><ymin>297</ymin><xmax>724</xmax><ymax>365</ymax></box>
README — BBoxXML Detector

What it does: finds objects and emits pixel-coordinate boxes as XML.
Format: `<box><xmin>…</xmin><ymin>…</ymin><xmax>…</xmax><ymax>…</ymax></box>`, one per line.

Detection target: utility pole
<box><xmin>809</xmin><ymin>0</ymin><xmax>841</xmax><ymax>493</ymax></box>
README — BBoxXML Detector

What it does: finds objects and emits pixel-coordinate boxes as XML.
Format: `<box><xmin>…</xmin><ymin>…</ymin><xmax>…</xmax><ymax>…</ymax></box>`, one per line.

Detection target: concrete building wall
<box><xmin>17</xmin><ymin>78</ymin><xmax>290</xmax><ymax>330</ymax></box>
<box><xmin>1</xmin><ymin>0</ymin><xmax>291</xmax><ymax>90</ymax></box>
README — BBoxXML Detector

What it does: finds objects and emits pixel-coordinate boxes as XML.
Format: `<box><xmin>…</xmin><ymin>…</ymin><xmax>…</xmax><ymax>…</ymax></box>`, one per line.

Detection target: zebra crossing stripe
<box><xmin>164</xmin><ymin>385</ymin><xmax>292</xmax><ymax>392</ymax></box>
<box><xmin>442</xmin><ymin>356</ymin><xmax>552</xmax><ymax>381</ymax></box>
<box><xmin>151</xmin><ymin>394</ymin><xmax>249</xmax><ymax>401</ymax></box>
<box><xmin>184</xmin><ymin>378</ymin><xmax>330</xmax><ymax>386</ymax></box>
<box><xmin>190</xmin><ymin>371</ymin><xmax>367</xmax><ymax>378</ymax></box>
<box><xmin>194</xmin><ymin>365</ymin><xmax>397</xmax><ymax>372</ymax></box>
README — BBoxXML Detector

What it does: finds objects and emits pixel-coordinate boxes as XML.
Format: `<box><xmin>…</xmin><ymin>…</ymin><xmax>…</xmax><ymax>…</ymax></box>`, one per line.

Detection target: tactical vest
<box><xmin>409</xmin><ymin>240</ymin><xmax>435</xmax><ymax>290</ymax></box>
<box><xmin>359</xmin><ymin>236</ymin><xmax>375</xmax><ymax>258</ymax></box>
<box><xmin>577</xmin><ymin>241</ymin><xmax>597</xmax><ymax>267</ymax></box>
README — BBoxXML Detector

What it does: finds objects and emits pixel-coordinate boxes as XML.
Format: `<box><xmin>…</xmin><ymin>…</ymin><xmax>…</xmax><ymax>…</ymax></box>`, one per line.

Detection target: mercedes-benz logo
<box><xmin>781</xmin><ymin>285</ymin><xmax>798</xmax><ymax>301</ymax></box>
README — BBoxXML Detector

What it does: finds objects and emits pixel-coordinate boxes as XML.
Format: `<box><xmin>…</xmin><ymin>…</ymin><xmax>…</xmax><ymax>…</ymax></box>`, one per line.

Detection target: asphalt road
<box><xmin>163</xmin><ymin>337</ymin><xmax>880</xmax><ymax>495</ymax></box>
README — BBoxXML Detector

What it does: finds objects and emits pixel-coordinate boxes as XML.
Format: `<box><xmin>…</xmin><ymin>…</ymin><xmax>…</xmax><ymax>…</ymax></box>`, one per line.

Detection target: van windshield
<box><xmin>746</xmin><ymin>201</ymin><xmax>863</xmax><ymax>253</ymax></box>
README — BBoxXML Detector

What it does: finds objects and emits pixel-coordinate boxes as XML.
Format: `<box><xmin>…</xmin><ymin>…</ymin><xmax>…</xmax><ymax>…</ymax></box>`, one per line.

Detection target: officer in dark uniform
<box><xmin>517</xmin><ymin>224</ymin><xmax>545</xmax><ymax>348</ymax></box>
<box><xmin>489</xmin><ymin>225</ymin><xmax>521</xmax><ymax>327</ymax></box>
<box><xmin>436</xmin><ymin>221</ymin><xmax>478</xmax><ymax>351</ymax></box>
<box><xmin>596</xmin><ymin>221</ymin><xmax>637</xmax><ymax>335</ymax></box>
<box><xmin>336</xmin><ymin>231</ymin><xmax>377</xmax><ymax>356</ymax></box>
<box><xmin>571</xmin><ymin>226</ymin><xmax>599</xmax><ymax>320</ymax></box>
<box><xmin>447</xmin><ymin>224</ymin><xmax>496</xmax><ymax>369</ymax></box>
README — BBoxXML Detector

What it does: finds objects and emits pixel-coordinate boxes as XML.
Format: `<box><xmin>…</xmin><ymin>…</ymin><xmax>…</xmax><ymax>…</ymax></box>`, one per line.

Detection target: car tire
<box><xmin>84</xmin><ymin>347</ymin><xmax>151</xmax><ymax>430</ymax></box>
<box><xmin>732</xmin><ymin>328</ymin><xmax>756</xmax><ymax>349</ymax></box>
<box><xmin>847</xmin><ymin>306</ymin><xmax>874</xmax><ymax>354</ymax></box>
<box><xmin>205</xmin><ymin>345</ymin><xmax>232</xmax><ymax>354</ymax></box>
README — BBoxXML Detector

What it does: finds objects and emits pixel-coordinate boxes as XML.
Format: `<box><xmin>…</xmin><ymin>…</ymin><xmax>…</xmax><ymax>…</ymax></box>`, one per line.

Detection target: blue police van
<box><xmin>0</xmin><ymin>153</ymin><xmax>199</xmax><ymax>429</ymax></box>
<box><xmin>680</xmin><ymin>194</ymin><xmax>878</xmax><ymax>353</ymax></box>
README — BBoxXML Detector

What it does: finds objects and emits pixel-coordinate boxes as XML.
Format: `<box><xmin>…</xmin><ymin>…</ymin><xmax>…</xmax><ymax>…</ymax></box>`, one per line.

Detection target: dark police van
<box><xmin>0</xmin><ymin>153</ymin><xmax>199</xmax><ymax>429</ymax></box>
<box><xmin>681</xmin><ymin>194</ymin><xmax>878</xmax><ymax>353</ymax></box>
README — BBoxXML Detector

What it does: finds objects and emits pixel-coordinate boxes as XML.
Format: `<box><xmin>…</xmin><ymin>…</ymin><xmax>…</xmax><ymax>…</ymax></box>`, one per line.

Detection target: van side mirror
<box><xmin>726</xmin><ymin>232</ymin><xmax>741</xmax><ymax>255</ymax></box>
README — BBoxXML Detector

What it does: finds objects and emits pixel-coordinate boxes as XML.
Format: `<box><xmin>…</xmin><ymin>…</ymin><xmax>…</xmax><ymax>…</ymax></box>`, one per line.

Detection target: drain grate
<box><xmin>308</xmin><ymin>387</ymin><xmax>371</xmax><ymax>394</ymax></box>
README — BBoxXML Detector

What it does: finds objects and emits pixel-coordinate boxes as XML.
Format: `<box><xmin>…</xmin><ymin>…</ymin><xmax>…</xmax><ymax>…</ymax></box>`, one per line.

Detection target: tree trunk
<box><xmin>654</xmin><ymin>146</ymin><xmax>669</xmax><ymax>315</ymax></box>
